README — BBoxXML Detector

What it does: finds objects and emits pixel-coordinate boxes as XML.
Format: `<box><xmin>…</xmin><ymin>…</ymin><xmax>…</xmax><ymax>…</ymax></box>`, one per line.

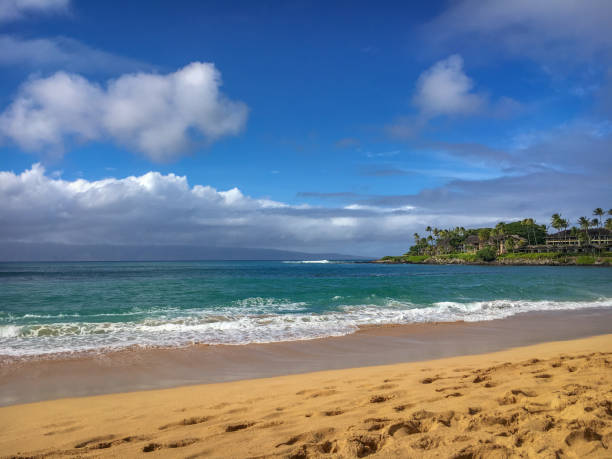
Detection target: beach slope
<box><xmin>1</xmin><ymin>335</ymin><xmax>611</xmax><ymax>458</ymax></box>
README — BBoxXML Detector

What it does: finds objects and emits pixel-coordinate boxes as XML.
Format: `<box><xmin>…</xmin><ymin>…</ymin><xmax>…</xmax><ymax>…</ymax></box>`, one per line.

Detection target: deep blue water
<box><xmin>1</xmin><ymin>261</ymin><xmax>611</xmax><ymax>356</ymax></box>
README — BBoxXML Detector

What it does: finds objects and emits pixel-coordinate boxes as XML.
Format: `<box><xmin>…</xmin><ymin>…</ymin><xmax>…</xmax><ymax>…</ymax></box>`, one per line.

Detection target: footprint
<box><xmin>364</xmin><ymin>418</ymin><xmax>390</xmax><ymax>432</ymax></box>
<box><xmin>350</xmin><ymin>434</ymin><xmax>385</xmax><ymax>457</ymax></box>
<box><xmin>323</xmin><ymin>409</ymin><xmax>344</xmax><ymax>416</ymax></box>
<box><xmin>75</xmin><ymin>435</ymin><xmax>116</xmax><ymax>449</ymax></box>
<box><xmin>411</xmin><ymin>435</ymin><xmax>440</xmax><ymax>450</ymax></box>
<box><xmin>159</xmin><ymin>416</ymin><xmax>210</xmax><ymax>430</ymax></box>
<box><xmin>565</xmin><ymin>428</ymin><xmax>602</xmax><ymax>446</ymax></box>
<box><xmin>370</xmin><ymin>394</ymin><xmax>392</xmax><ymax>403</ymax></box>
<box><xmin>225</xmin><ymin>422</ymin><xmax>255</xmax><ymax>432</ymax></box>
<box><xmin>167</xmin><ymin>438</ymin><xmax>199</xmax><ymax>448</ymax></box>
<box><xmin>143</xmin><ymin>443</ymin><xmax>162</xmax><ymax>453</ymax></box>
<box><xmin>389</xmin><ymin>421</ymin><xmax>422</xmax><ymax>437</ymax></box>
<box><xmin>394</xmin><ymin>404</ymin><xmax>412</xmax><ymax>412</ymax></box>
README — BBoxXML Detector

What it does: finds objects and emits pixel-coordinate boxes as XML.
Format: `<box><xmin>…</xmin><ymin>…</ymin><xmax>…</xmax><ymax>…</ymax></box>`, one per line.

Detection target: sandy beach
<box><xmin>1</xmin><ymin>334</ymin><xmax>611</xmax><ymax>458</ymax></box>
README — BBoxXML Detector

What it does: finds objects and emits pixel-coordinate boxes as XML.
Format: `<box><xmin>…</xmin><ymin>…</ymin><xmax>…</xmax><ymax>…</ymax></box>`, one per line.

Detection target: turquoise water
<box><xmin>1</xmin><ymin>261</ymin><xmax>611</xmax><ymax>356</ymax></box>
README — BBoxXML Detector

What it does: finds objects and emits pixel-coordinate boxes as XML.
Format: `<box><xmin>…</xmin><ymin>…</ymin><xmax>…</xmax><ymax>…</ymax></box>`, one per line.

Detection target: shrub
<box><xmin>403</xmin><ymin>255</ymin><xmax>428</xmax><ymax>263</ymax></box>
<box><xmin>476</xmin><ymin>247</ymin><xmax>496</xmax><ymax>262</ymax></box>
<box><xmin>576</xmin><ymin>256</ymin><xmax>595</xmax><ymax>265</ymax></box>
<box><xmin>499</xmin><ymin>252</ymin><xmax>561</xmax><ymax>260</ymax></box>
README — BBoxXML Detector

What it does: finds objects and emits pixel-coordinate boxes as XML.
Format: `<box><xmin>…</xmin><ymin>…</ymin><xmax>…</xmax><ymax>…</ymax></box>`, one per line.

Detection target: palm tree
<box><xmin>551</xmin><ymin>213</ymin><xmax>562</xmax><ymax>233</ymax></box>
<box><xmin>521</xmin><ymin>219</ymin><xmax>532</xmax><ymax>245</ymax></box>
<box><xmin>606</xmin><ymin>218</ymin><xmax>612</xmax><ymax>231</ymax></box>
<box><xmin>594</xmin><ymin>208</ymin><xmax>604</xmax><ymax>247</ymax></box>
<box><xmin>495</xmin><ymin>222</ymin><xmax>506</xmax><ymax>254</ymax></box>
<box><xmin>559</xmin><ymin>218</ymin><xmax>569</xmax><ymax>246</ymax></box>
<box><xmin>425</xmin><ymin>226</ymin><xmax>432</xmax><ymax>246</ymax></box>
<box><xmin>578</xmin><ymin>216</ymin><xmax>591</xmax><ymax>246</ymax></box>
<box><xmin>550</xmin><ymin>214</ymin><xmax>563</xmax><ymax>249</ymax></box>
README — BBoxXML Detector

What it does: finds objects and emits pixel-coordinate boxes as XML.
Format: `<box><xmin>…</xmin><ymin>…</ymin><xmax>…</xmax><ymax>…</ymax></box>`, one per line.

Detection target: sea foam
<box><xmin>1</xmin><ymin>297</ymin><xmax>611</xmax><ymax>357</ymax></box>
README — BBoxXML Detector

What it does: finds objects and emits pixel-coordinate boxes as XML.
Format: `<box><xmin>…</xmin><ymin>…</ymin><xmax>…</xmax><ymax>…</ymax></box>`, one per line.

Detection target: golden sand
<box><xmin>1</xmin><ymin>334</ymin><xmax>611</xmax><ymax>458</ymax></box>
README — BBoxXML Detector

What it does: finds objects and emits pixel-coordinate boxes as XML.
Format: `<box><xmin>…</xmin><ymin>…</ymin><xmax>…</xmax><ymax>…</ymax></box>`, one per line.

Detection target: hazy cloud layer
<box><xmin>0</xmin><ymin>35</ymin><xmax>151</xmax><ymax>74</ymax></box>
<box><xmin>0</xmin><ymin>0</ymin><xmax>68</xmax><ymax>22</ymax></box>
<box><xmin>0</xmin><ymin>164</ymin><xmax>440</xmax><ymax>256</ymax></box>
<box><xmin>2</xmin><ymin>120</ymin><xmax>609</xmax><ymax>257</ymax></box>
<box><xmin>424</xmin><ymin>0</ymin><xmax>612</xmax><ymax>64</ymax></box>
<box><xmin>0</xmin><ymin>62</ymin><xmax>249</xmax><ymax>161</ymax></box>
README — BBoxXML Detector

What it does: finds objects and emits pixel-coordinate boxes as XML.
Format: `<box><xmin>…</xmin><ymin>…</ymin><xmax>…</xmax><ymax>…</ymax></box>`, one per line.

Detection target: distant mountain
<box><xmin>0</xmin><ymin>242</ymin><xmax>368</xmax><ymax>262</ymax></box>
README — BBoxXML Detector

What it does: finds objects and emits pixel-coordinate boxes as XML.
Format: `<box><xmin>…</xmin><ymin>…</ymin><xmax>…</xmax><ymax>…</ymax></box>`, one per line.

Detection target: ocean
<box><xmin>1</xmin><ymin>261</ymin><xmax>611</xmax><ymax>357</ymax></box>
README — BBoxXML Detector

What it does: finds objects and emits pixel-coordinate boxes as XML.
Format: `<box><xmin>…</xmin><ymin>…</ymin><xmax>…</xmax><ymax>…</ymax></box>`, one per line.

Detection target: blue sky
<box><xmin>0</xmin><ymin>0</ymin><xmax>611</xmax><ymax>256</ymax></box>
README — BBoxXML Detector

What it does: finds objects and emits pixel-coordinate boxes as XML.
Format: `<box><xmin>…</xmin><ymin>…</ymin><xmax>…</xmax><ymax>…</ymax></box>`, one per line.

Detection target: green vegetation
<box><xmin>576</xmin><ymin>256</ymin><xmax>596</xmax><ymax>265</ymax></box>
<box><xmin>378</xmin><ymin>206</ymin><xmax>611</xmax><ymax>266</ymax></box>
<box><xmin>403</xmin><ymin>255</ymin><xmax>428</xmax><ymax>263</ymax></box>
<box><xmin>499</xmin><ymin>252</ymin><xmax>562</xmax><ymax>260</ymax></box>
<box><xmin>476</xmin><ymin>247</ymin><xmax>496</xmax><ymax>262</ymax></box>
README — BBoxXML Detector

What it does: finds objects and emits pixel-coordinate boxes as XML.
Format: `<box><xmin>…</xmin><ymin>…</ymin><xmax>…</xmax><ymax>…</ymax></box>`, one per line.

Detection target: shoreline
<box><xmin>1</xmin><ymin>334</ymin><xmax>610</xmax><ymax>458</ymax></box>
<box><xmin>2</xmin><ymin>307</ymin><xmax>611</xmax><ymax>407</ymax></box>
<box><xmin>372</xmin><ymin>257</ymin><xmax>612</xmax><ymax>267</ymax></box>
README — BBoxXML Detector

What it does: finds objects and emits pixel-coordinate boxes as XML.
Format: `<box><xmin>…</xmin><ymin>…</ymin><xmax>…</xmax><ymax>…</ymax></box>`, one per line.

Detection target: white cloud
<box><xmin>387</xmin><ymin>55</ymin><xmax>521</xmax><ymax>137</ymax></box>
<box><xmin>424</xmin><ymin>0</ymin><xmax>612</xmax><ymax>64</ymax></box>
<box><xmin>1</xmin><ymin>135</ymin><xmax>609</xmax><ymax>257</ymax></box>
<box><xmin>0</xmin><ymin>164</ymin><xmax>447</xmax><ymax>256</ymax></box>
<box><xmin>0</xmin><ymin>0</ymin><xmax>69</xmax><ymax>22</ymax></box>
<box><xmin>413</xmin><ymin>54</ymin><xmax>485</xmax><ymax>117</ymax></box>
<box><xmin>0</xmin><ymin>62</ymin><xmax>249</xmax><ymax>161</ymax></box>
<box><xmin>0</xmin><ymin>35</ymin><xmax>151</xmax><ymax>74</ymax></box>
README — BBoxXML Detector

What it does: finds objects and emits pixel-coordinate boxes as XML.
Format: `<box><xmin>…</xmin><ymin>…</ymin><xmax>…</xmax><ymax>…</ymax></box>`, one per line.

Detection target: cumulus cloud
<box><xmin>413</xmin><ymin>54</ymin><xmax>485</xmax><ymax>117</ymax></box>
<box><xmin>1</xmin><ymin>127</ymin><xmax>609</xmax><ymax>257</ymax></box>
<box><xmin>0</xmin><ymin>164</ymin><xmax>438</xmax><ymax>256</ymax></box>
<box><xmin>0</xmin><ymin>35</ymin><xmax>151</xmax><ymax>74</ymax></box>
<box><xmin>388</xmin><ymin>55</ymin><xmax>521</xmax><ymax>139</ymax></box>
<box><xmin>424</xmin><ymin>0</ymin><xmax>612</xmax><ymax>64</ymax></box>
<box><xmin>0</xmin><ymin>62</ymin><xmax>249</xmax><ymax>161</ymax></box>
<box><xmin>0</xmin><ymin>0</ymin><xmax>68</xmax><ymax>22</ymax></box>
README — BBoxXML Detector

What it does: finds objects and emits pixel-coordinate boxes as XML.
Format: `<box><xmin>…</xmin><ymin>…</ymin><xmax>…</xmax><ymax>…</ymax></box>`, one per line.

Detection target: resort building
<box><xmin>545</xmin><ymin>229</ymin><xmax>612</xmax><ymax>249</ymax></box>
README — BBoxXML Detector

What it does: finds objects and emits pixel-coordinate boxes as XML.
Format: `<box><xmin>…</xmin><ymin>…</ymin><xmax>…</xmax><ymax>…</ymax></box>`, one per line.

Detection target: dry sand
<box><xmin>0</xmin><ymin>334</ymin><xmax>611</xmax><ymax>458</ymax></box>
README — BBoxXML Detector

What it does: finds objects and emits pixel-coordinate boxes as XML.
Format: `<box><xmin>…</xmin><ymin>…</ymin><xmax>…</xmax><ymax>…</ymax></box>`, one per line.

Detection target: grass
<box><xmin>402</xmin><ymin>255</ymin><xmax>429</xmax><ymax>263</ymax></box>
<box><xmin>499</xmin><ymin>252</ymin><xmax>562</xmax><ymax>260</ymax></box>
<box><xmin>576</xmin><ymin>256</ymin><xmax>596</xmax><ymax>265</ymax></box>
<box><xmin>436</xmin><ymin>253</ymin><xmax>478</xmax><ymax>262</ymax></box>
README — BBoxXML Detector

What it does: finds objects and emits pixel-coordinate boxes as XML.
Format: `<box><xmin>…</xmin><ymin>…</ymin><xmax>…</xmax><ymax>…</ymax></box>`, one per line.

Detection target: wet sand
<box><xmin>0</xmin><ymin>334</ymin><xmax>610</xmax><ymax>458</ymax></box>
<box><xmin>1</xmin><ymin>307</ymin><xmax>611</xmax><ymax>406</ymax></box>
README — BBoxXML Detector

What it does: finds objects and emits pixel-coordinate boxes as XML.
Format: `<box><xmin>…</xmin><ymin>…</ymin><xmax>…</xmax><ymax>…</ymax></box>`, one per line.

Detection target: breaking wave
<box><xmin>1</xmin><ymin>297</ymin><xmax>610</xmax><ymax>357</ymax></box>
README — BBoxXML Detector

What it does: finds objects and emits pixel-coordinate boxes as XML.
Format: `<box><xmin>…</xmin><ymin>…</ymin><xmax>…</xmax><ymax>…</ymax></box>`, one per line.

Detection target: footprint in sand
<box><xmin>225</xmin><ymin>422</ymin><xmax>256</xmax><ymax>432</ymax></box>
<box><xmin>159</xmin><ymin>415</ymin><xmax>210</xmax><ymax>430</ymax></box>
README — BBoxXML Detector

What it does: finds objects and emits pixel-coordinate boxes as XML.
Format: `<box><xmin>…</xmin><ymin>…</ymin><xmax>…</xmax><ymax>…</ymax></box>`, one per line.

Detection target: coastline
<box><xmin>2</xmin><ymin>307</ymin><xmax>611</xmax><ymax>407</ymax></box>
<box><xmin>1</xmin><ymin>334</ymin><xmax>610</xmax><ymax>458</ymax></box>
<box><xmin>372</xmin><ymin>257</ymin><xmax>612</xmax><ymax>266</ymax></box>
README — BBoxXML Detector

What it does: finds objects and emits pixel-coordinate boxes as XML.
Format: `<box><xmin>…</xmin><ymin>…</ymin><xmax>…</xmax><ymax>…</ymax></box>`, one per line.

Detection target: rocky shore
<box><xmin>373</xmin><ymin>255</ymin><xmax>612</xmax><ymax>266</ymax></box>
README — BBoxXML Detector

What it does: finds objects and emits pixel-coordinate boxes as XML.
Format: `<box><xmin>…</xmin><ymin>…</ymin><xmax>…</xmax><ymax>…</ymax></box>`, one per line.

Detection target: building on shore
<box><xmin>545</xmin><ymin>229</ymin><xmax>612</xmax><ymax>250</ymax></box>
